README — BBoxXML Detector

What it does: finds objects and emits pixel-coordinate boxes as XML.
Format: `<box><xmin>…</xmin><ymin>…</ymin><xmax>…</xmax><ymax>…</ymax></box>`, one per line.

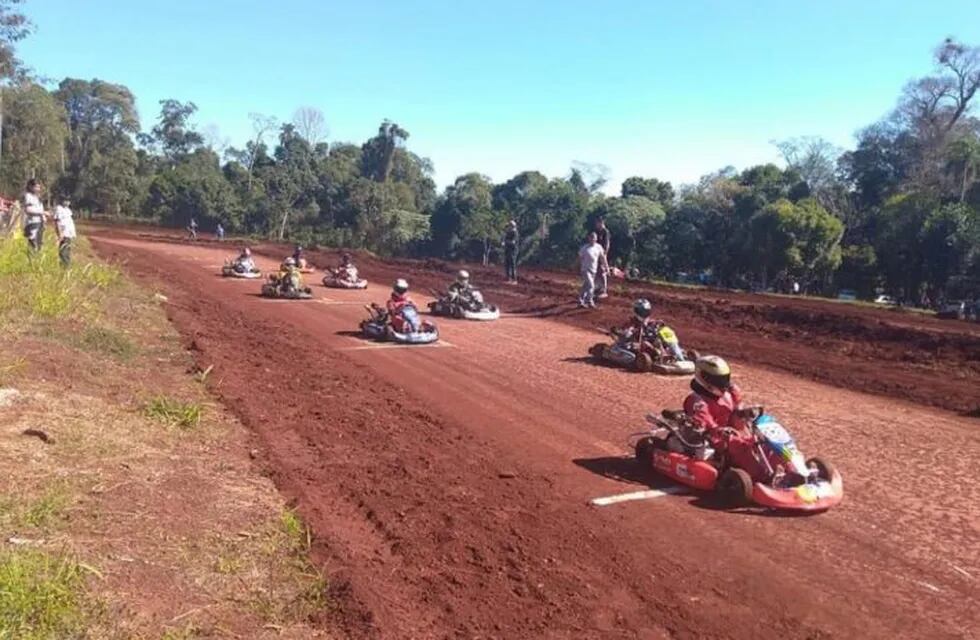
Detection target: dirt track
<box><xmin>93</xmin><ymin>233</ymin><xmax>979</xmax><ymax>640</ymax></box>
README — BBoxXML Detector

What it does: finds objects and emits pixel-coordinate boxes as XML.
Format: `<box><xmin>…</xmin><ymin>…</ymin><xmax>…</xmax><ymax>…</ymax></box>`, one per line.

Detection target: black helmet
<box><xmin>633</xmin><ymin>298</ymin><xmax>652</xmax><ymax>319</ymax></box>
<box><xmin>342</xmin><ymin>253</ymin><xmax>352</xmax><ymax>264</ymax></box>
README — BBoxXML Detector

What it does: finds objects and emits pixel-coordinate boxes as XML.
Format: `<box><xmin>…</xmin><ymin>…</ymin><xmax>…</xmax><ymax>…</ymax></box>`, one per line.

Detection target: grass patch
<box><xmin>143</xmin><ymin>396</ymin><xmax>203</xmax><ymax>430</ymax></box>
<box><xmin>0</xmin><ymin>548</ymin><xmax>94</xmax><ymax>639</ymax></box>
<box><xmin>77</xmin><ymin>325</ymin><xmax>135</xmax><ymax>359</ymax></box>
<box><xmin>0</xmin><ymin>236</ymin><xmax>119</xmax><ymax>321</ymax></box>
<box><xmin>0</xmin><ymin>357</ymin><xmax>26</xmax><ymax>386</ymax></box>
<box><xmin>0</xmin><ymin>484</ymin><xmax>73</xmax><ymax>531</ymax></box>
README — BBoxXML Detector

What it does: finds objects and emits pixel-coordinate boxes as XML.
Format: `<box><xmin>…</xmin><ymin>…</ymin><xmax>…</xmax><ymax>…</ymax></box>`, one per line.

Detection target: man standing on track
<box><xmin>593</xmin><ymin>216</ymin><xmax>611</xmax><ymax>298</ymax></box>
<box><xmin>22</xmin><ymin>179</ymin><xmax>48</xmax><ymax>253</ymax></box>
<box><xmin>502</xmin><ymin>220</ymin><xmax>518</xmax><ymax>284</ymax></box>
<box><xmin>577</xmin><ymin>232</ymin><xmax>608</xmax><ymax>308</ymax></box>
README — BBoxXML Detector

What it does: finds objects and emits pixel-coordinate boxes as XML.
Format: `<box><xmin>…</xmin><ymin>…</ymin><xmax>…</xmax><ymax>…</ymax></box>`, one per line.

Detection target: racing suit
<box><xmin>235</xmin><ymin>256</ymin><xmax>256</xmax><ymax>273</ymax></box>
<box><xmin>448</xmin><ymin>281</ymin><xmax>476</xmax><ymax>308</ymax></box>
<box><xmin>387</xmin><ymin>293</ymin><xmax>416</xmax><ymax>332</ymax></box>
<box><xmin>278</xmin><ymin>266</ymin><xmax>302</xmax><ymax>292</ymax></box>
<box><xmin>337</xmin><ymin>264</ymin><xmax>359</xmax><ymax>282</ymax></box>
<box><xmin>683</xmin><ymin>383</ymin><xmax>768</xmax><ymax>481</ymax></box>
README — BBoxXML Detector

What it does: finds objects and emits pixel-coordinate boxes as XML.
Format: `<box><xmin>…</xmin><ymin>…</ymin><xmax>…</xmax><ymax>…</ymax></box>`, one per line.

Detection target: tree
<box><xmin>0</xmin><ymin>0</ymin><xmax>30</xmax><ymax>80</ymax></box>
<box><xmin>593</xmin><ymin>195</ymin><xmax>666</xmax><ymax>269</ymax></box>
<box><xmin>292</xmin><ymin>107</ymin><xmax>327</xmax><ymax>146</ymax></box>
<box><xmin>945</xmin><ymin>135</ymin><xmax>980</xmax><ymax>202</ymax></box>
<box><xmin>55</xmin><ymin>78</ymin><xmax>140</xmax><ymax>213</ymax></box>
<box><xmin>361</xmin><ymin>120</ymin><xmax>408</xmax><ymax>182</ymax></box>
<box><xmin>142</xmin><ymin>148</ymin><xmax>242</xmax><ymax>229</ymax></box>
<box><xmin>621</xmin><ymin>176</ymin><xmax>674</xmax><ymax>206</ymax></box>
<box><xmin>746</xmin><ymin>198</ymin><xmax>843</xmax><ymax>289</ymax></box>
<box><xmin>150</xmin><ymin>99</ymin><xmax>204</xmax><ymax>163</ymax></box>
<box><xmin>431</xmin><ymin>173</ymin><xmax>494</xmax><ymax>258</ymax></box>
<box><xmin>0</xmin><ymin>83</ymin><xmax>66</xmax><ymax>194</ymax></box>
<box><xmin>262</xmin><ymin>124</ymin><xmax>320</xmax><ymax>240</ymax></box>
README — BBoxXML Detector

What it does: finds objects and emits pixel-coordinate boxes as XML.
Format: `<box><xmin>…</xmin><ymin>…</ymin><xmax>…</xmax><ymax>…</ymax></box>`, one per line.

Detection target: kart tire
<box><xmin>806</xmin><ymin>457</ymin><xmax>837</xmax><ymax>482</ymax></box>
<box><xmin>589</xmin><ymin>343</ymin><xmax>607</xmax><ymax>359</ymax></box>
<box><xmin>453</xmin><ymin>305</ymin><xmax>465</xmax><ymax>319</ymax></box>
<box><xmin>634</xmin><ymin>436</ymin><xmax>655</xmax><ymax>464</ymax></box>
<box><xmin>633</xmin><ymin>352</ymin><xmax>653</xmax><ymax>373</ymax></box>
<box><xmin>717</xmin><ymin>468</ymin><xmax>753</xmax><ymax>507</ymax></box>
<box><xmin>686</xmin><ymin>348</ymin><xmax>700</xmax><ymax>362</ymax></box>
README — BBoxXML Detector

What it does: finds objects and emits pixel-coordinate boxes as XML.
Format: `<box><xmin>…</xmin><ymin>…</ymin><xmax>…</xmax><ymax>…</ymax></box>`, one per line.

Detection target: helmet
<box><xmin>633</xmin><ymin>298</ymin><xmax>652</xmax><ymax>319</ymax></box>
<box><xmin>242</xmin><ymin>247</ymin><xmax>251</xmax><ymax>257</ymax></box>
<box><xmin>294</xmin><ymin>244</ymin><xmax>303</xmax><ymax>251</ymax></box>
<box><xmin>342</xmin><ymin>253</ymin><xmax>352</xmax><ymax>264</ymax></box>
<box><xmin>284</xmin><ymin>257</ymin><xmax>296</xmax><ymax>267</ymax></box>
<box><xmin>393</xmin><ymin>278</ymin><xmax>409</xmax><ymax>294</ymax></box>
<box><xmin>694</xmin><ymin>355</ymin><xmax>732</xmax><ymax>397</ymax></box>
<box><xmin>457</xmin><ymin>269</ymin><xmax>470</xmax><ymax>283</ymax></box>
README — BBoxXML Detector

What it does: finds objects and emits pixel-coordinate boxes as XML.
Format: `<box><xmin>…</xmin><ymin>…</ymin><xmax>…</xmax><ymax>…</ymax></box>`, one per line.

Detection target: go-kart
<box><xmin>221</xmin><ymin>260</ymin><xmax>262</xmax><ymax>279</ymax></box>
<box><xmin>361</xmin><ymin>303</ymin><xmax>439</xmax><ymax>344</ymax></box>
<box><xmin>428</xmin><ymin>288</ymin><xmax>500</xmax><ymax>321</ymax></box>
<box><xmin>260</xmin><ymin>273</ymin><xmax>313</xmax><ymax>299</ymax></box>
<box><xmin>323</xmin><ymin>267</ymin><xmax>368</xmax><ymax>290</ymax></box>
<box><xmin>634</xmin><ymin>407</ymin><xmax>843</xmax><ymax>512</ymax></box>
<box><xmin>589</xmin><ymin>322</ymin><xmax>696</xmax><ymax>374</ymax></box>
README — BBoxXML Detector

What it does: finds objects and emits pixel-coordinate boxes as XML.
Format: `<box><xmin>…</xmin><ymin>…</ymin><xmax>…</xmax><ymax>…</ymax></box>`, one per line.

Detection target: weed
<box><xmin>280</xmin><ymin>508</ymin><xmax>310</xmax><ymax>552</ymax></box>
<box><xmin>0</xmin><ymin>549</ymin><xmax>91</xmax><ymax>639</ymax></box>
<box><xmin>0</xmin><ymin>357</ymin><xmax>26</xmax><ymax>385</ymax></box>
<box><xmin>143</xmin><ymin>396</ymin><xmax>203</xmax><ymax>430</ymax></box>
<box><xmin>78</xmin><ymin>325</ymin><xmax>135</xmax><ymax>359</ymax></box>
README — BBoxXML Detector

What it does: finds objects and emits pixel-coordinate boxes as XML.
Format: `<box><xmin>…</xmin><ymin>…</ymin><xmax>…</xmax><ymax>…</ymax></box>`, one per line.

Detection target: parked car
<box><xmin>936</xmin><ymin>300</ymin><xmax>967</xmax><ymax>320</ymax></box>
<box><xmin>874</xmin><ymin>294</ymin><xmax>898</xmax><ymax>306</ymax></box>
<box><xmin>837</xmin><ymin>289</ymin><xmax>857</xmax><ymax>301</ymax></box>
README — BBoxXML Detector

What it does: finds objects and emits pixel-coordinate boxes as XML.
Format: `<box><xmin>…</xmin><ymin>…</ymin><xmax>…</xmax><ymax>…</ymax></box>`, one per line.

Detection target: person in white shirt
<box><xmin>53</xmin><ymin>197</ymin><xmax>77</xmax><ymax>267</ymax></box>
<box><xmin>22</xmin><ymin>179</ymin><xmax>48</xmax><ymax>252</ymax></box>
<box><xmin>577</xmin><ymin>232</ymin><xmax>608</xmax><ymax>308</ymax></box>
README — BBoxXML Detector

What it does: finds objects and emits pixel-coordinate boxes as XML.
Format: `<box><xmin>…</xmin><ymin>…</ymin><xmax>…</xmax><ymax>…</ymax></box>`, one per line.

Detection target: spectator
<box><xmin>187</xmin><ymin>217</ymin><xmax>198</xmax><ymax>240</ymax></box>
<box><xmin>593</xmin><ymin>217</ymin><xmax>611</xmax><ymax>298</ymax></box>
<box><xmin>216</xmin><ymin>222</ymin><xmax>225</xmax><ymax>241</ymax></box>
<box><xmin>577</xmin><ymin>232</ymin><xmax>608</xmax><ymax>308</ymax></box>
<box><xmin>502</xmin><ymin>219</ymin><xmax>519</xmax><ymax>284</ymax></box>
<box><xmin>53</xmin><ymin>197</ymin><xmax>77</xmax><ymax>268</ymax></box>
<box><xmin>22</xmin><ymin>179</ymin><xmax>47</xmax><ymax>252</ymax></box>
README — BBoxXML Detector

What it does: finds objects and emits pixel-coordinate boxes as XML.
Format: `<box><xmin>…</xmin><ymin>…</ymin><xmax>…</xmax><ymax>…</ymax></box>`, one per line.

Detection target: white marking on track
<box><xmin>314</xmin><ymin>298</ymin><xmax>367</xmax><ymax>306</ymax></box>
<box><xmin>589</xmin><ymin>487</ymin><xmax>686</xmax><ymax>507</ymax></box>
<box><xmin>340</xmin><ymin>340</ymin><xmax>455</xmax><ymax>351</ymax></box>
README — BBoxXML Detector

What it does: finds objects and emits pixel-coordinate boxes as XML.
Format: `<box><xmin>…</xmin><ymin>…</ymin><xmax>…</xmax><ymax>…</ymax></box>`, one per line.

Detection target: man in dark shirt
<box><xmin>503</xmin><ymin>220</ymin><xmax>519</xmax><ymax>284</ymax></box>
<box><xmin>594</xmin><ymin>217</ymin><xmax>611</xmax><ymax>298</ymax></box>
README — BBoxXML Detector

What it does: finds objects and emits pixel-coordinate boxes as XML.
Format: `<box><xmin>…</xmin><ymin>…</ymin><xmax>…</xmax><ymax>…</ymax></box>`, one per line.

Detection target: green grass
<box><xmin>142</xmin><ymin>396</ymin><xmax>203</xmax><ymax>430</ymax></box>
<box><xmin>279</xmin><ymin>508</ymin><xmax>311</xmax><ymax>553</ymax></box>
<box><xmin>0</xmin><ymin>549</ymin><xmax>93</xmax><ymax>639</ymax></box>
<box><xmin>77</xmin><ymin>326</ymin><xmax>135</xmax><ymax>359</ymax></box>
<box><xmin>0</xmin><ymin>236</ymin><xmax>119</xmax><ymax>321</ymax></box>
<box><xmin>0</xmin><ymin>485</ymin><xmax>72</xmax><ymax>531</ymax></box>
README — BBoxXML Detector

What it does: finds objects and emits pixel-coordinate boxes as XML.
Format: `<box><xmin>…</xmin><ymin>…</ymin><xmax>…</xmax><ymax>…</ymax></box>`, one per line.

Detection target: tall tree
<box><xmin>150</xmin><ymin>99</ymin><xmax>203</xmax><ymax>163</ymax></box>
<box><xmin>292</xmin><ymin>107</ymin><xmax>327</xmax><ymax>146</ymax></box>
<box><xmin>361</xmin><ymin>120</ymin><xmax>408</xmax><ymax>182</ymax></box>
<box><xmin>0</xmin><ymin>83</ymin><xmax>66</xmax><ymax>194</ymax></box>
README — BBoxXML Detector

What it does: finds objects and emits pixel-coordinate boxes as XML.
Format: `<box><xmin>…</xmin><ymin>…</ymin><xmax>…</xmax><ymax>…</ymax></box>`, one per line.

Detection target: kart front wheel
<box><xmin>634</xmin><ymin>436</ymin><xmax>655</xmax><ymax>464</ymax></box>
<box><xmin>589</xmin><ymin>343</ymin><xmax>606</xmax><ymax>359</ymax></box>
<box><xmin>633</xmin><ymin>352</ymin><xmax>653</xmax><ymax>373</ymax></box>
<box><xmin>717</xmin><ymin>468</ymin><xmax>753</xmax><ymax>507</ymax></box>
<box><xmin>806</xmin><ymin>457</ymin><xmax>837</xmax><ymax>482</ymax></box>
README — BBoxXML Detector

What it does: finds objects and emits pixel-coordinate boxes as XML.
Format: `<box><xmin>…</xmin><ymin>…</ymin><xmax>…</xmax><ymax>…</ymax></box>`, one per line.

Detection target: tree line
<box><xmin>0</xmin><ymin>0</ymin><xmax>977</xmax><ymax>302</ymax></box>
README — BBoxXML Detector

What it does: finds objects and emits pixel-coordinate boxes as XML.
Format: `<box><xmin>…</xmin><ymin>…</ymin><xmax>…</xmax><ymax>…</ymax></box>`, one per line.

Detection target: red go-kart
<box><xmin>634</xmin><ymin>407</ymin><xmax>843</xmax><ymax>512</ymax></box>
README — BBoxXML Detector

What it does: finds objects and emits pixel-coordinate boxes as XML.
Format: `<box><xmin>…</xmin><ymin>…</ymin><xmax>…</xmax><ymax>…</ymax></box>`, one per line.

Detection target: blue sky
<box><xmin>19</xmin><ymin>0</ymin><xmax>980</xmax><ymax>193</ymax></box>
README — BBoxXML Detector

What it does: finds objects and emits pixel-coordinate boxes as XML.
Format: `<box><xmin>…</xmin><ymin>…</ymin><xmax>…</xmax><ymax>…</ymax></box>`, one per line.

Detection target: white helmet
<box><xmin>284</xmin><ymin>257</ymin><xmax>296</xmax><ymax>267</ymax></box>
<box><xmin>457</xmin><ymin>269</ymin><xmax>470</xmax><ymax>283</ymax></box>
<box><xmin>393</xmin><ymin>278</ymin><xmax>409</xmax><ymax>294</ymax></box>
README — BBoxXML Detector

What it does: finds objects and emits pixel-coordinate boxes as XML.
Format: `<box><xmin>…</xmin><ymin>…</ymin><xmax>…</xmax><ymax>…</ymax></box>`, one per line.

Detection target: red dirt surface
<box><xmin>91</xmin><ymin>231</ymin><xmax>979</xmax><ymax>640</ymax></box>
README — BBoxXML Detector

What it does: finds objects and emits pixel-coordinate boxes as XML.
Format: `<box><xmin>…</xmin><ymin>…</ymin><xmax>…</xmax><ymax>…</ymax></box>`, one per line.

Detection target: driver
<box><xmin>235</xmin><ymin>247</ymin><xmax>255</xmax><ymax>273</ymax></box>
<box><xmin>683</xmin><ymin>356</ymin><xmax>766</xmax><ymax>480</ymax></box>
<box><xmin>278</xmin><ymin>257</ymin><xmax>302</xmax><ymax>292</ymax></box>
<box><xmin>615</xmin><ymin>298</ymin><xmax>657</xmax><ymax>348</ymax></box>
<box><xmin>387</xmin><ymin>278</ymin><xmax>413</xmax><ymax>317</ymax></box>
<box><xmin>337</xmin><ymin>253</ymin><xmax>358</xmax><ymax>281</ymax></box>
<box><xmin>447</xmin><ymin>270</ymin><xmax>476</xmax><ymax>306</ymax></box>
<box><xmin>292</xmin><ymin>244</ymin><xmax>307</xmax><ymax>269</ymax></box>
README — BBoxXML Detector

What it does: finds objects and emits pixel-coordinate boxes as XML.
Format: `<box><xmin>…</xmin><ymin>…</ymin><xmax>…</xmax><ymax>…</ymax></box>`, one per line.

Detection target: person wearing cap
<box><xmin>502</xmin><ymin>220</ymin><xmax>518</xmax><ymax>284</ymax></box>
<box><xmin>22</xmin><ymin>179</ymin><xmax>48</xmax><ymax>252</ymax></box>
<box><xmin>683</xmin><ymin>356</ymin><xmax>767</xmax><ymax>480</ymax></box>
<box><xmin>52</xmin><ymin>196</ymin><xmax>77</xmax><ymax>268</ymax></box>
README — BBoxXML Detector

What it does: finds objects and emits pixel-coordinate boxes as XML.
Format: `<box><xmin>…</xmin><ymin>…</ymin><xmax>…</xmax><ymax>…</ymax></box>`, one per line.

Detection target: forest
<box><xmin>1</xmin><ymin>0</ymin><xmax>978</xmax><ymax>302</ymax></box>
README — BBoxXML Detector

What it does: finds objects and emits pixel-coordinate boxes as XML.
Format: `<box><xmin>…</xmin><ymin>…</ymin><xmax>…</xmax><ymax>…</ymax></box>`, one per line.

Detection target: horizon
<box><xmin>18</xmin><ymin>0</ymin><xmax>980</xmax><ymax>193</ymax></box>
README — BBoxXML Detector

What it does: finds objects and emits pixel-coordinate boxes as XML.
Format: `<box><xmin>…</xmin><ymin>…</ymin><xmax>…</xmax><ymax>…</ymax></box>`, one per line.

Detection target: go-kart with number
<box><xmin>361</xmin><ymin>303</ymin><xmax>439</xmax><ymax>344</ymax></box>
<box><xmin>428</xmin><ymin>288</ymin><xmax>500</xmax><ymax>321</ymax></box>
<box><xmin>633</xmin><ymin>407</ymin><xmax>843</xmax><ymax>512</ymax></box>
<box><xmin>589</xmin><ymin>322</ymin><xmax>697</xmax><ymax>374</ymax></box>
<box><xmin>221</xmin><ymin>260</ymin><xmax>262</xmax><ymax>279</ymax></box>
<box><xmin>260</xmin><ymin>273</ymin><xmax>313</xmax><ymax>299</ymax></box>
<box><xmin>323</xmin><ymin>267</ymin><xmax>368</xmax><ymax>290</ymax></box>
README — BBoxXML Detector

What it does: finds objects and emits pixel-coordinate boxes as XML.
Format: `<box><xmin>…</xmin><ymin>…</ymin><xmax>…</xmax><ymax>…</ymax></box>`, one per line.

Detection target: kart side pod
<box><xmin>650</xmin><ymin>449</ymin><xmax>718</xmax><ymax>491</ymax></box>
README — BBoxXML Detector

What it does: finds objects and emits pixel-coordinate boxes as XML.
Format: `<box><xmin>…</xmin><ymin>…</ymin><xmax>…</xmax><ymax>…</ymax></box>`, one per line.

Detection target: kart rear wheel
<box><xmin>633</xmin><ymin>352</ymin><xmax>653</xmax><ymax>373</ymax></box>
<box><xmin>806</xmin><ymin>457</ymin><xmax>837</xmax><ymax>482</ymax></box>
<box><xmin>589</xmin><ymin>343</ymin><xmax>606</xmax><ymax>359</ymax></box>
<box><xmin>717</xmin><ymin>468</ymin><xmax>753</xmax><ymax>507</ymax></box>
<box><xmin>453</xmin><ymin>305</ymin><xmax>465</xmax><ymax>319</ymax></box>
<box><xmin>634</xmin><ymin>436</ymin><xmax>655</xmax><ymax>464</ymax></box>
